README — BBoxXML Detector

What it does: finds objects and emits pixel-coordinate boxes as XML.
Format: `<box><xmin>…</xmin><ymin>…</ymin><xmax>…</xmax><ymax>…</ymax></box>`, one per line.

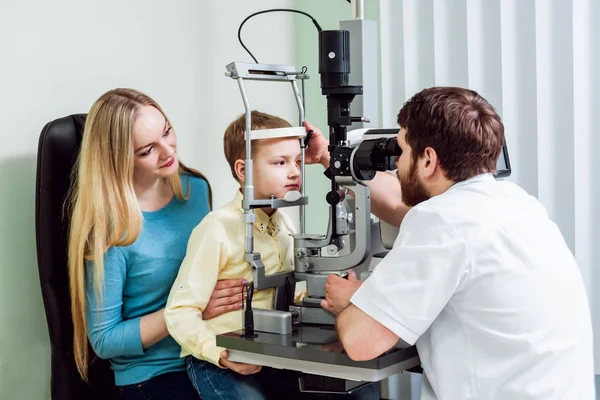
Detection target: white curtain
<box><xmin>379</xmin><ymin>0</ymin><xmax>600</xmax><ymax>373</ymax></box>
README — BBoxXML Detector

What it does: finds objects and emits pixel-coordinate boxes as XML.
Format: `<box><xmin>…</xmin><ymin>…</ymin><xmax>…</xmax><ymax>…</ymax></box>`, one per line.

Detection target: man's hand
<box><xmin>321</xmin><ymin>271</ymin><xmax>362</xmax><ymax>315</ymax></box>
<box><xmin>320</xmin><ymin>341</ymin><xmax>345</xmax><ymax>353</ymax></box>
<box><xmin>203</xmin><ymin>279</ymin><xmax>247</xmax><ymax>320</ymax></box>
<box><xmin>303</xmin><ymin>121</ymin><xmax>330</xmax><ymax>168</ymax></box>
<box><xmin>219</xmin><ymin>350</ymin><xmax>262</xmax><ymax>375</ymax></box>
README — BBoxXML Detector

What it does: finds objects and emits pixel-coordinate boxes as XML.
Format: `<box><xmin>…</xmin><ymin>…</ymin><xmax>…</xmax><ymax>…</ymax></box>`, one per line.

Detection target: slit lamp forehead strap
<box><xmin>249</xmin><ymin>127</ymin><xmax>307</xmax><ymax>140</ymax></box>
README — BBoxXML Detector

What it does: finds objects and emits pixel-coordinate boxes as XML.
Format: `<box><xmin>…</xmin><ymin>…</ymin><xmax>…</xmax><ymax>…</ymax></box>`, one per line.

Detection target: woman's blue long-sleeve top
<box><xmin>85</xmin><ymin>176</ymin><xmax>210</xmax><ymax>386</ymax></box>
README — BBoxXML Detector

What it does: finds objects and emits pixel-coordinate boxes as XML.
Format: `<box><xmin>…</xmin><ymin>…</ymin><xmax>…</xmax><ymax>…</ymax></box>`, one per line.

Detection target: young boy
<box><xmin>166</xmin><ymin>111</ymin><xmax>377</xmax><ymax>400</ymax></box>
<box><xmin>164</xmin><ymin>111</ymin><xmax>302</xmax><ymax>399</ymax></box>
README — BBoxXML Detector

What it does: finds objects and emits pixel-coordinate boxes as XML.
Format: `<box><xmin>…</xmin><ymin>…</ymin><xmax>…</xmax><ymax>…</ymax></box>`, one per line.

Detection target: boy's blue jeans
<box><xmin>185</xmin><ymin>356</ymin><xmax>380</xmax><ymax>400</ymax></box>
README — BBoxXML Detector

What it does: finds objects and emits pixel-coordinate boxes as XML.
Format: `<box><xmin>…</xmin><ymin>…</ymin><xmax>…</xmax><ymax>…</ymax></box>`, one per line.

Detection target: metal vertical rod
<box><xmin>292</xmin><ymin>80</ymin><xmax>305</xmax><ymax>128</ymax></box>
<box><xmin>301</xmin><ymin>78</ymin><xmax>306</xmax><ymax>122</ymax></box>
<box><xmin>291</xmin><ymin>80</ymin><xmax>306</xmax><ymax>234</ymax></box>
<box><xmin>351</xmin><ymin>0</ymin><xmax>365</xmax><ymax>20</ymax></box>
<box><xmin>296</xmin><ymin>111</ymin><xmax>306</xmax><ymax>235</ymax></box>
<box><xmin>237</xmin><ymin>77</ymin><xmax>255</xmax><ymax>254</ymax></box>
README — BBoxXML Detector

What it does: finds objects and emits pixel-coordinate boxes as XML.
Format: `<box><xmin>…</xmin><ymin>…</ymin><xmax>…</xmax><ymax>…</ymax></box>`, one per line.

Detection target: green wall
<box><xmin>0</xmin><ymin>157</ymin><xmax>50</xmax><ymax>399</ymax></box>
<box><xmin>293</xmin><ymin>0</ymin><xmax>380</xmax><ymax>234</ymax></box>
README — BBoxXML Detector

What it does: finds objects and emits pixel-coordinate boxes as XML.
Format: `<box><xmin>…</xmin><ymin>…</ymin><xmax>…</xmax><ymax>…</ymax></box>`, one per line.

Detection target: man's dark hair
<box><xmin>397</xmin><ymin>87</ymin><xmax>504</xmax><ymax>182</ymax></box>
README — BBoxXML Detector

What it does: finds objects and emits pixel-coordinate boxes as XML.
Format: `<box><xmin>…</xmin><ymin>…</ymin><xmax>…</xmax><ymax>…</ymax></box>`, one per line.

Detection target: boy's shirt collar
<box><xmin>231</xmin><ymin>189</ymin><xmax>281</xmax><ymax>235</ymax></box>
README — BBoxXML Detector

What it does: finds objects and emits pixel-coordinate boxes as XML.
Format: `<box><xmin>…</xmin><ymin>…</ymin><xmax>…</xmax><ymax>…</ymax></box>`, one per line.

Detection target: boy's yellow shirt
<box><xmin>165</xmin><ymin>190</ymin><xmax>296</xmax><ymax>367</ymax></box>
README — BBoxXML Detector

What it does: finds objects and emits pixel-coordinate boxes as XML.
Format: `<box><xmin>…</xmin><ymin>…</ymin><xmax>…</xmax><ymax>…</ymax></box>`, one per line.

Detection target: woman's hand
<box><xmin>203</xmin><ymin>279</ymin><xmax>247</xmax><ymax>319</ymax></box>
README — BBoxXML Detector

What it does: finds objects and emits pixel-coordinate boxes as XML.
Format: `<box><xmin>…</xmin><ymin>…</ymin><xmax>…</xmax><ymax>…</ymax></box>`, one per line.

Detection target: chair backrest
<box><xmin>35</xmin><ymin>114</ymin><xmax>117</xmax><ymax>399</ymax></box>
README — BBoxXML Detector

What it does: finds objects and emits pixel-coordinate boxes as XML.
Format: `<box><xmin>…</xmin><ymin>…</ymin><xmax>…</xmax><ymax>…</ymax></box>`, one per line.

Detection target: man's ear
<box><xmin>422</xmin><ymin>147</ymin><xmax>440</xmax><ymax>179</ymax></box>
<box><xmin>234</xmin><ymin>159</ymin><xmax>245</xmax><ymax>184</ymax></box>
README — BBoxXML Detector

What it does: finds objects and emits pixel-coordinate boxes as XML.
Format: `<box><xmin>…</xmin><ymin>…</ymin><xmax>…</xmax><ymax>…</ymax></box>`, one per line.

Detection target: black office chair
<box><xmin>35</xmin><ymin>114</ymin><xmax>117</xmax><ymax>400</ymax></box>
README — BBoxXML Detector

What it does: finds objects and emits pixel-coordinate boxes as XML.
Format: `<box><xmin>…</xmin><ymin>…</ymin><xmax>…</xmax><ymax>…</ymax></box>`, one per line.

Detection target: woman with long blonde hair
<box><xmin>68</xmin><ymin>88</ymin><xmax>245</xmax><ymax>399</ymax></box>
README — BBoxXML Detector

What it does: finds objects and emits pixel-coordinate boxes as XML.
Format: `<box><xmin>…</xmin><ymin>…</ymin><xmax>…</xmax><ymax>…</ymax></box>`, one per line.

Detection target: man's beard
<box><xmin>397</xmin><ymin>160</ymin><xmax>430</xmax><ymax>207</ymax></box>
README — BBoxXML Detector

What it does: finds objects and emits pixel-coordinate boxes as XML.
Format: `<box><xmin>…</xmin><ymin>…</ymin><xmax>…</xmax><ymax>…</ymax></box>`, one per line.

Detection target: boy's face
<box><xmin>252</xmin><ymin>137</ymin><xmax>302</xmax><ymax>200</ymax></box>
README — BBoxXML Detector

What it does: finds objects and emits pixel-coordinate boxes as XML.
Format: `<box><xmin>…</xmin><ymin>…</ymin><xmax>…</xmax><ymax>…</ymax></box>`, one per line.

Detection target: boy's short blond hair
<box><xmin>223</xmin><ymin>110</ymin><xmax>293</xmax><ymax>181</ymax></box>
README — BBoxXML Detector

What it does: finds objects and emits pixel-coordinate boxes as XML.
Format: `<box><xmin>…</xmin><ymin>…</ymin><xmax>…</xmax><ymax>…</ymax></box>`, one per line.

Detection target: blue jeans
<box><xmin>185</xmin><ymin>356</ymin><xmax>379</xmax><ymax>400</ymax></box>
<box><xmin>117</xmin><ymin>370</ymin><xmax>201</xmax><ymax>400</ymax></box>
